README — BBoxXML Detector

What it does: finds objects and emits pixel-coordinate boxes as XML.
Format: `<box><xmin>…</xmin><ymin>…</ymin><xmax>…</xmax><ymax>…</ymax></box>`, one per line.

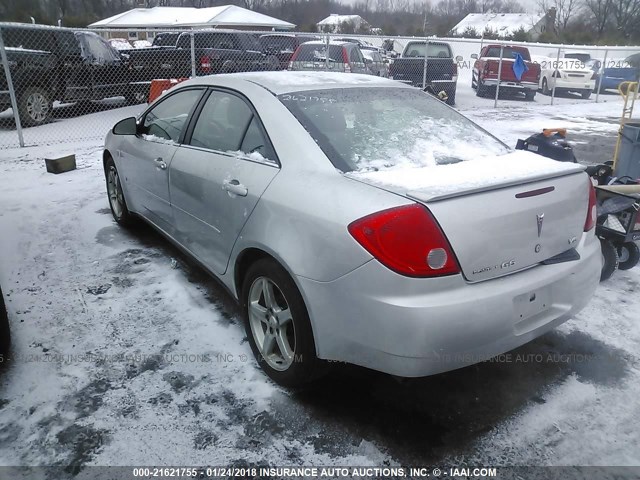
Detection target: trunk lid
<box><xmin>348</xmin><ymin>151</ymin><xmax>588</xmax><ymax>282</ymax></box>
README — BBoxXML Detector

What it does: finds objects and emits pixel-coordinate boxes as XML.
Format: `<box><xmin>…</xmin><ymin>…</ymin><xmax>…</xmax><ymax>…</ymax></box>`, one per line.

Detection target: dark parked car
<box><xmin>0</xmin><ymin>23</ymin><xmax>147</xmax><ymax>126</ymax></box>
<box><xmin>259</xmin><ymin>33</ymin><xmax>319</xmax><ymax>70</ymax></box>
<box><xmin>0</xmin><ymin>286</ymin><xmax>9</xmax><ymax>358</ymax></box>
<box><xmin>126</xmin><ymin>30</ymin><xmax>277</xmax><ymax>81</ymax></box>
<box><xmin>389</xmin><ymin>40</ymin><xmax>460</xmax><ymax>105</ymax></box>
<box><xmin>288</xmin><ymin>41</ymin><xmax>369</xmax><ymax>74</ymax></box>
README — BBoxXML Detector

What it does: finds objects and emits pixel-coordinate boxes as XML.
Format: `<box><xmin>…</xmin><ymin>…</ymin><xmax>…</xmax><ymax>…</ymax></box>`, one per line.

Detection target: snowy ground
<box><xmin>0</xmin><ymin>92</ymin><xmax>639</xmax><ymax>473</ymax></box>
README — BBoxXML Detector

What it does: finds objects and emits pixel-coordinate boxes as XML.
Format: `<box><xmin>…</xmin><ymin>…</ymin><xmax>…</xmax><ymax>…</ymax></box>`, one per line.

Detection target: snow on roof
<box><xmin>317</xmin><ymin>14</ymin><xmax>365</xmax><ymax>26</ymax></box>
<box><xmin>89</xmin><ymin>6</ymin><xmax>295</xmax><ymax>29</ymax></box>
<box><xmin>451</xmin><ymin>13</ymin><xmax>544</xmax><ymax>37</ymax></box>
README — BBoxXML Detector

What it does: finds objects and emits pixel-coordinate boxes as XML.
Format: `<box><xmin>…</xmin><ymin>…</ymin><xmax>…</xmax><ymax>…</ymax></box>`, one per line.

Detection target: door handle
<box><xmin>154</xmin><ymin>157</ymin><xmax>167</xmax><ymax>170</ymax></box>
<box><xmin>223</xmin><ymin>179</ymin><xmax>248</xmax><ymax>197</ymax></box>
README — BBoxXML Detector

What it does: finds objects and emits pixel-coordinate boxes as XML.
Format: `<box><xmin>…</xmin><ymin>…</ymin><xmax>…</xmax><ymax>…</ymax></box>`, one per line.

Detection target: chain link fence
<box><xmin>1</xmin><ymin>21</ymin><xmax>639</xmax><ymax>149</ymax></box>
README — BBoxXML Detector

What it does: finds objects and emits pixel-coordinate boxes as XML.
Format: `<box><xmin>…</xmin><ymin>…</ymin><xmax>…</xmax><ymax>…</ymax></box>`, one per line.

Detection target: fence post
<box><xmin>421</xmin><ymin>38</ymin><xmax>429</xmax><ymax>89</ymax></box>
<box><xmin>325</xmin><ymin>33</ymin><xmax>330</xmax><ymax>71</ymax></box>
<box><xmin>551</xmin><ymin>46</ymin><xmax>561</xmax><ymax>106</ymax></box>
<box><xmin>190</xmin><ymin>31</ymin><xmax>196</xmax><ymax>78</ymax></box>
<box><xmin>0</xmin><ymin>27</ymin><xmax>24</xmax><ymax>148</ymax></box>
<box><xmin>595</xmin><ymin>49</ymin><xmax>608</xmax><ymax>103</ymax></box>
<box><xmin>494</xmin><ymin>43</ymin><xmax>504</xmax><ymax>108</ymax></box>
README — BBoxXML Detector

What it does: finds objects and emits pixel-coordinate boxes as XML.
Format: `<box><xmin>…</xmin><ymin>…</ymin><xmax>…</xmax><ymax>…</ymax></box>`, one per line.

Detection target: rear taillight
<box><xmin>342</xmin><ymin>48</ymin><xmax>351</xmax><ymax>73</ymax></box>
<box><xmin>200</xmin><ymin>55</ymin><xmax>211</xmax><ymax>73</ymax></box>
<box><xmin>348</xmin><ymin>204</ymin><xmax>460</xmax><ymax>277</ymax></box>
<box><xmin>584</xmin><ymin>180</ymin><xmax>597</xmax><ymax>232</ymax></box>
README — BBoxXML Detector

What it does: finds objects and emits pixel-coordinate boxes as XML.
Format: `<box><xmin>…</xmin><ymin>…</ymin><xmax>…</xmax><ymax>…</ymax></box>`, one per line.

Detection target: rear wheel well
<box><xmin>234</xmin><ymin>248</ymin><xmax>278</xmax><ymax>299</ymax></box>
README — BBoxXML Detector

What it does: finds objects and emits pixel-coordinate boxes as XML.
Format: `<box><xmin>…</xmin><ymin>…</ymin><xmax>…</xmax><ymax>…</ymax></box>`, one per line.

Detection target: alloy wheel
<box><xmin>107</xmin><ymin>166</ymin><xmax>124</xmax><ymax>219</ymax></box>
<box><xmin>248</xmin><ymin>276</ymin><xmax>296</xmax><ymax>371</ymax></box>
<box><xmin>26</xmin><ymin>92</ymin><xmax>49</xmax><ymax>123</ymax></box>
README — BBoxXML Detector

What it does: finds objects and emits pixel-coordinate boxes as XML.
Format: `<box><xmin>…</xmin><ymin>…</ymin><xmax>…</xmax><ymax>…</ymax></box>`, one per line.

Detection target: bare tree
<box><xmin>585</xmin><ymin>0</ymin><xmax>613</xmax><ymax>36</ymax></box>
<box><xmin>611</xmin><ymin>0</ymin><xmax>640</xmax><ymax>37</ymax></box>
<box><xmin>538</xmin><ymin>0</ymin><xmax>580</xmax><ymax>33</ymax></box>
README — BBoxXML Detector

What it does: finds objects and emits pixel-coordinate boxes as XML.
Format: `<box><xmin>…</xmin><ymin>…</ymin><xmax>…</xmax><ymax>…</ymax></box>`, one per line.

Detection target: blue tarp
<box><xmin>512</xmin><ymin>52</ymin><xmax>529</xmax><ymax>81</ymax></box>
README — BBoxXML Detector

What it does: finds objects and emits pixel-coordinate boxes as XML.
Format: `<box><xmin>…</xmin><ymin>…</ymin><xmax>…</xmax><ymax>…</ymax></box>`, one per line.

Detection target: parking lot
<box><xmin>1</xmin><ymin>92</ymin><xmax>639</xmax><ymax>473</ymax></box>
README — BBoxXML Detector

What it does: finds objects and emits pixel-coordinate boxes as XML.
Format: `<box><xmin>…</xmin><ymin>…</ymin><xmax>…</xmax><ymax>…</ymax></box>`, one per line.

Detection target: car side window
<box><xmin>141</xmin><ymin>89</ymin><xmax>202</xmax><ymax>143</ymax></box>
<box><xmin>190</xmin><ymin>91</ymin><xmax>275</xmax><ymax>162</ymax></box>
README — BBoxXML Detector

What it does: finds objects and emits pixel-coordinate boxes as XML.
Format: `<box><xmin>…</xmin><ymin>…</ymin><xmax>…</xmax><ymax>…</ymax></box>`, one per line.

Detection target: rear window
<box><xmin>278</xmin><ymin>87</ymin><xmax>508</xmax><ymax>173</ymax></box>
<box><xmin>153</xmin><ymin>33</ymin><xmax>179</xmax><ymax>47</ymax></box>
<box><xmin>485</xmin><ymin>47</ymin><xmax>531</xmax><ymax>61</ymax></box>
<box><xmin>294</xmin><ymin>45</ymin><xmax>344</xmax><ymax>62</ymax></box>
<box><xmin>404</xmin><ymin>43</ymin><xmax>451</xmax><ymax>58</ymax></box>
<box><xmin>260</xmin><ymin>36</ymin><xmax>296</xmax><ymax>53</ymax></box>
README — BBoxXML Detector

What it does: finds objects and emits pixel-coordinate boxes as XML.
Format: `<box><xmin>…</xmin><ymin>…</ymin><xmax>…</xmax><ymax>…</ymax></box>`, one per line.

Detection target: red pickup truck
<box><xmin>471</xmin><ymin>45</ymin><xmax>541</xmax><ymax>100</ymax></box>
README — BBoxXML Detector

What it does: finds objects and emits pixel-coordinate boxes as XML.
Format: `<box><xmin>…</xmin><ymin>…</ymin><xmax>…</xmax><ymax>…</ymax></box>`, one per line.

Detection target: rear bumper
<box><xmin>483</xmin><ymin>78</ymin><xmax>538</xmax><ymax>91</ymax></box>
<box><xmin>549</xmin><ymin>78</ymin><xmax>595</xmax><ymax>91</ymax></box>
<box><xmin>298</xmin><ymin>232</ymin><xmax>601</xmax><ymax>377</ymax></box>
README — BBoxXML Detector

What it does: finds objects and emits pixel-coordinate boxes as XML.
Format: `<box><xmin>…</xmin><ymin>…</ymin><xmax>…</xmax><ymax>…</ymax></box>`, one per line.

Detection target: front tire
<box><xmin>105</xmin><ymin>156</ymin><xmax>135</xmax><ymax>227</ymax></box>
<box><xmin>242</xmin><ymin>258</ymin><xmax>323</xmax><ymax>387</ymax></box>
<box><xmin>18</xmin><ymin>86</ymin><xmax>52</xmax><ymax>126</ymax></box>
<box><xmin>542</xmin><ymin>78</ymin><xmax>551</xmax><ymax>96</ymax></box>
<box><xmin>616</xmin><ymin>241</ymin><xmax>640</xmax><ymax>271</ymax></box>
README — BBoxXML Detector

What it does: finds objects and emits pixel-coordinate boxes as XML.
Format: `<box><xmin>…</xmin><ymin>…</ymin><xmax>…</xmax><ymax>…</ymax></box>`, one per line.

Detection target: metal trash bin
<box><xmin>616</xmin><ymin>122</ymin><xmax>640</xmax><ymax>180</ymax></box>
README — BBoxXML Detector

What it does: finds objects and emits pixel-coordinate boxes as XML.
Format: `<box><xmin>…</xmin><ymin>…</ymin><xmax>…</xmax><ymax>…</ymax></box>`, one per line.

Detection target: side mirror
<box><xmin>455</xmin><ymin>55</ymin><xmax>463</xmax><ymax>62</ymax></box>
<box><xmin>470</xmin><ymin>53</ymin><xmax>478</xmax><ymax>60</ymax></box>
<box><xmin>113</xmin><ymin>116</ymin><xmax>138</xmax><ymax>135</ymax></box>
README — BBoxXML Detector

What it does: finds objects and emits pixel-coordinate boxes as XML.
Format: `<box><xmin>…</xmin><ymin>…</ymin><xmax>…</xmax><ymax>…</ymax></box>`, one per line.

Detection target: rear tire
<box><xmin>525</xmin><ymin>90</ymin><xmax>536</xmax><ymax>101</ymax></box>
<box><xmin>125</xmin><ymin>87</ymin><xmax>149</xmax><ymax>105</ymax></box>
<box><xmin>616</xmin><ymin>241</ymin><xmax>640</xmax><ymax>271</ymax></box>
<box><xmin>104</xmin><ymin>156</ymin><xmax>135</xmax><ymax>227</ymax></box>
<box><xmin>581</xmin><ymin>89</ymin><xmax>592</xmax><ymax>100</ymax></box>
<box><xmin>18</xmin><ymin>86</ymin><xmax>52</xmax><ymax>127</ymax></box>
<box><xmin>0</xmin><ymin>287</ymin><xmax>10</xmax><ymax>358</ymax></box>
<box><xmin>600</xmin><ymin>239</ymin><xmax>619</xmax><ymax>281</ymax></box>
<box><xmin>542</xmin><ymin>78</ymin><xmax>551</xmax><ymax>96</ymax></box>
<box><xmin>242</xmin><ymin>258</ymin><xmax>324</xmax><ymax>388</ymax></box>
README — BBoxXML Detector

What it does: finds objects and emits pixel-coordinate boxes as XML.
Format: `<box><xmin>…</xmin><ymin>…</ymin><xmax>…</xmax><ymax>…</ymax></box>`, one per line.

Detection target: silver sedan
<box><xmin>103</xmin><ymin>72</ymin><xmax>601</xmax><ymax>387</ymax></box>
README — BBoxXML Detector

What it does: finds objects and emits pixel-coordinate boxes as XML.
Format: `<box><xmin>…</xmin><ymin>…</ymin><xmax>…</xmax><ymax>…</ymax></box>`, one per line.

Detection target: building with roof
<box><xmin>449</xmin><ymin>11</ymin><xmax>553</xmax><ymax>40</ymax></box>
<box><xmin>89</xmin><ymin>5</ymin><xmax>295</xmax><ymax>41</ymax></box>
<box><xmin>316</xmin><ymin>14</ymin><xmax>371</xmax><ymax>34</ymax></box>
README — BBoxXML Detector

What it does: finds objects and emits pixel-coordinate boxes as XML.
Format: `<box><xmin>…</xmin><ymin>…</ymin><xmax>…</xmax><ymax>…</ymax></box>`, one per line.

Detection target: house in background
<box><xmin>89</xmin><ymin>5</ymin><xmax>295</xmax><ymax>41</ymax></box>
<box><xmin>316</xmin><ymin>14</ymin><xmax>371</xmax><ymax>34</ymax></box>
<box><xmin>449</xmin><ymin>11</ymin><xmax>554</xmax><ymax>40</ymax></box>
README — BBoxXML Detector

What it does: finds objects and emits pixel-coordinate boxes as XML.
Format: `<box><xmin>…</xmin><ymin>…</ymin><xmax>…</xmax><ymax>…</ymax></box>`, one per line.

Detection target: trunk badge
<box><xmin>537</xmin><ymin>213</ymin><xmax>545</xmax><ymax>238</ymax></box>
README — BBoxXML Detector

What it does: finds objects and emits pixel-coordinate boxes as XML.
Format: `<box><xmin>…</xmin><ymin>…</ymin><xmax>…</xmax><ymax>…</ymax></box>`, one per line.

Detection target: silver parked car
<box><xmin>103</xmin><ymin>72</ymin><xmax>601</xmax><ymax>387</ymax></box>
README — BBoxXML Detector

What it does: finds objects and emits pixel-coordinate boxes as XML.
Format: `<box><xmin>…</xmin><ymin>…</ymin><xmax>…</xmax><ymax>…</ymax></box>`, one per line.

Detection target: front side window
<box><xmin>279</xmin><ymin>87</ymin><xmax>508</xmax><ymax>173</ymax></box>
<box><xmin>142</xmin><ymin>89</ymin><xmax>202</xmax><ymax>143</ymax></box>
<box><xmin>190</xmin><ymin>91</ymin><xmax>275</xmax><ymax>162</ymax></box>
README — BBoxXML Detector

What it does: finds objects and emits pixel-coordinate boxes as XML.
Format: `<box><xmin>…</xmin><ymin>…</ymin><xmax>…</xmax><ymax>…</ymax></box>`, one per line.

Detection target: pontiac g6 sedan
<box><xmin>103</xmin><ymin>72</ymin><xmax>601</xmax><ymax>387</ymax></box>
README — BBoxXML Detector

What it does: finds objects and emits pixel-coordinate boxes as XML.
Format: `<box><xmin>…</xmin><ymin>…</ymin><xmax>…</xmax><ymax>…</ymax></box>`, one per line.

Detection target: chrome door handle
<box><xmin>223</xmin><ymin>179</ymin><xmax>248</xmax><ymax>197</ymax></box>
<box><xmin>154</xmin><ymin>157</ymin><xmax>167</xmax><ymax>170</ymax></box>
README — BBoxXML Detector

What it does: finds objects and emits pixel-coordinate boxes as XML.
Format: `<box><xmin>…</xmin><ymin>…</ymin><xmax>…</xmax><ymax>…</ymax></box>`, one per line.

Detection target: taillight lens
<box><xmin>584</xmin><ymin>180</ymin><xmax>597</xmax><ymax>232</ymax></box>
<box><xmin>200</xmin><ymin>55</ymin><xmax>211</xmax><ymax>73</ymax></box>
<box><xmin>348</xmin><ymin>204</ymin><xmax>460</xmax><ymax>277</ymax></box>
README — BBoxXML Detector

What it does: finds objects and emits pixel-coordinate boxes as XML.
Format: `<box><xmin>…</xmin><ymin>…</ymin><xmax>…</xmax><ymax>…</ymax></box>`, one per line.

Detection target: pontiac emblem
<box><xmin>536</xmin><ymin>213</ymin><xmax>545</xmax><ymax>238</ymax></box>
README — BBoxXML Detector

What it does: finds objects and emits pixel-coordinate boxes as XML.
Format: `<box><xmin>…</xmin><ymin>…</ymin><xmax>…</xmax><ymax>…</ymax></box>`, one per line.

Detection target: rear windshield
<box><xmin>293</xmin><ymin>45</ymin><xmax>344</xmax><ymax>62</ymax></box>
<box><xmin>485</xmin><ymin>47</ymin><xmax>531</xmax><ymax>61</ymax></box>
<box><xmin>278</xmin><ymin>87</ymin><xmax>508</xmax><ymax>173</ymax></box>
<box><xmin>153</xmin><ymin>33</ymin><xmax>179</xmax><ymax>47</ymax></box>
<box><xmin>260</xmin><ymin>36</ymin><xmax>296</xmax><ymax>52</ymax></box>
<box><xmin>404</xmin><ymin>43</ymin><xmax>451</xmax><ymax>58</ymax></box>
